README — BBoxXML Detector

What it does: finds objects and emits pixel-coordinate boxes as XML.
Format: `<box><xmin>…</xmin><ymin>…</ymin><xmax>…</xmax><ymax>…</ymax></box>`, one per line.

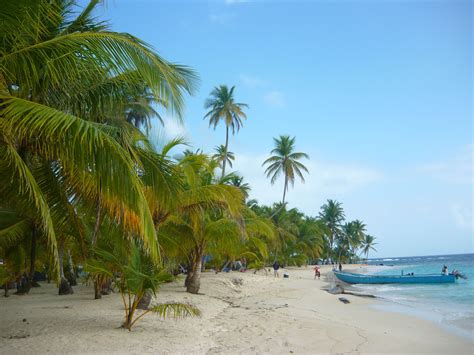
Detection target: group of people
<box><xmin>271</xmin><ymin>261</ymin><xmax>322</xmax><ymax>280</ymax></box>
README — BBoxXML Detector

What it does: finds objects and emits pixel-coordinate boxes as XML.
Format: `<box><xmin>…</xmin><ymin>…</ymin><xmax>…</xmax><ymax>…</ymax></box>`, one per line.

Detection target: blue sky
<box><xmin>93</xmin><ymin>0</ymin><xmax>472</xmax><ymax>257</ymax></box>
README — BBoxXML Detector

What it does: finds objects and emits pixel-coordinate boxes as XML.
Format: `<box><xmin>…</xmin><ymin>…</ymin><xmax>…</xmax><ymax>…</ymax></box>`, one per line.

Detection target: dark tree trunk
<box><xmin>186</xmin><ymin>250</ymin><xmax>203</xmax><ymax>294</ymax></box>
<box><xmin>101</xmin><ymin>279</ymin><xmax>113</xmax><ymax>295</ymax></box>
<box><xmin>65</xmin><ymin>250</ymin><xmax>77</xmax><ymax>286</ymax></box>
<box><xmin>15</xmin><ymin>274</ymin><xmax>31</xmax><ymax>295</ymax></box>
<box><xmin>94</xmin><ymin>279</ymin><xmax>102</xmax><ymax>299</ymax></box>
<box><xmin>58</xmin><ymin>244</ymin><xmax>73</xmax><ymax>295</ymax></box>
<box><xmin>137</xmin><ymin>290</ymin><xmax>152</xmax><ymax>310</ymax></box>
<box><xmin>28</xmin><ymin>227</ymin><xmax>36</xmax><ymax>281</ymax></box>
<box><xmin>58</xmin><ymin>277</ymin><xmax>74</xmax><ymax>295</ymax></box>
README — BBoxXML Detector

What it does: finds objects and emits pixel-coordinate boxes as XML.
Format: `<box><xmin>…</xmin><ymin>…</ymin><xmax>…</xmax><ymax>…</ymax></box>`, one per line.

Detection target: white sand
<box><xmin>0</xmin><ymin>266</ymin><xmax>472</xmax><ymax>354</ymax></box>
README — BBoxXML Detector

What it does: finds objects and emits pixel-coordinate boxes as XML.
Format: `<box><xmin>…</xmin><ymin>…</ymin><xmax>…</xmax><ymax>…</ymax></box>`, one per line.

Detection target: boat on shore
<box><xmin>334</xmin><ymin>271</ymin><xmax>456</xmax><ymax>284</ymax></box>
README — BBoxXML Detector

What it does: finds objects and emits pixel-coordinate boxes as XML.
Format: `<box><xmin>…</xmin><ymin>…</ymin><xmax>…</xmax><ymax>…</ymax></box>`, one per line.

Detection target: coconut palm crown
<box><xmin>204</xmin><ymin>85</ymin><xmax>248</xmax><ymax>178</ymax></box>
<box><xmin>262</xmin><ymin>135</ymin><xmax>309</xmax><ymax>205</ymax></box>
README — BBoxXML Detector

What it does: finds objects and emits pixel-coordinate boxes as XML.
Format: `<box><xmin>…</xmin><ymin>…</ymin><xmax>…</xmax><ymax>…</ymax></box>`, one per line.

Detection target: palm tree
<box><xmin>262</xmin><ymin>135</ymin><xmax>309</xmax><ymax>206</ymax></box>
<box><xmin>361</xmin><ymin>234</ymin><xmax>377</xmax><ymax>263</ymax></box>
<box><xmin>212</xmin><ymin>145</ymin><xmax>235</xmax><ymax>172</ymax></box>
<box><xmin>318</xmin><ymin>200</ymin><xmax>345</xmax><ymax>262</ymax></box>
<box><xmin>0</xmin><ymin>0</ymin><xmax>197</xmax><ymax>277</ymax></box>
<box><xmin>204</xmin><ymin>85</ymin><xmax>248</xmax><ymax>178</ymax></box>
<box><xmin>221</xmin><ymin>173</ymin><xmax>251</xmax><ymax>200</ymax></box>
<box><xmin>86</xmin><ymin>242</ymin><xmax>200</xmax><ymax>331</ymax></box>
<box><xmin>147</xmin><ymin>154</ymin><xmax>244</xmax><ymax>294</ymax></box>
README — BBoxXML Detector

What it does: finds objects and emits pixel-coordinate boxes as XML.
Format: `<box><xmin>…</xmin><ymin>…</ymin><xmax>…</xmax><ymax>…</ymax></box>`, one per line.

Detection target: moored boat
<box><xmin>334</xmin><ymin>271</ymin><xmax>456</xmax><ymax>284</ymax></box>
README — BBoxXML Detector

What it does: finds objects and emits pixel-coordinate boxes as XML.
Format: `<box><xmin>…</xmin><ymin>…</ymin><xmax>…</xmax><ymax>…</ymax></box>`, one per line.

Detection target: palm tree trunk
<box><xmin>91</xmin><ymin>191</ymin><xmax>103</xmax><ymax>299</ymax></box>
<box><xmin>187</xmin><ymin>247</ymin><xmax>203</xmax><ymax>294</ymax></box>
<box><xmin>221</xmin><ymin>125</ymin><xmax>229</xmax><ymax>179</ymax></box>
<box><xmin>28</xmin><ymin>226</ymin><xmax>39</xmax><ymax>287</ymax></box>
<box><xmin>270</xmin><ymin>175</ymin><xmax>289</xmax><ymax>219</ymax></box>
<box><xmin>91</xmin><ymin>194</ymin><xmax>102</xmax><ymax>247</ymax></box>
<box><xmin>66</xmin><ymin>250</ymin><xmax>77</xmax><ymax>286</ymax></box>
<box><xmin>58</xmin><ymin>242</ymin><xmax>73</xmax><ymax>295</ymax></box>
<box><xmin>282</xmin><ymin>175</ymin><xmax>288</xmax><ymax>204</ymax></box>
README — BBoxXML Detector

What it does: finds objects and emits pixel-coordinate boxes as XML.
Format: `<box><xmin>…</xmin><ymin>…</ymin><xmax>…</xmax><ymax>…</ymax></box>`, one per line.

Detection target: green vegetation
<box><xmin>204</xmin><ymin>85</ymin><xmax>248</xmax><ymax>179</ymax></box>
<box><xmin>0</xmin><ymin>0</ymin><xmax>376</xmax><ymax>330</ymax></box>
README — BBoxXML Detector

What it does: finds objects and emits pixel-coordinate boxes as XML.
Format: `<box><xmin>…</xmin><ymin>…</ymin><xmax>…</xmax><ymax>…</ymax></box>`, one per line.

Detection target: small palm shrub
<box><xmin>86</xmin><ymin>242</ymin><xmax>200</xmax><ymax>331</ymax></box>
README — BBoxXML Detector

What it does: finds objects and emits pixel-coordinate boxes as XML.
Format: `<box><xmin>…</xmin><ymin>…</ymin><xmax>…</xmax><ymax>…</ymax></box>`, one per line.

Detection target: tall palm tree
<box><xmin>262</xmin><ymin>135</ymin><xmax>309</xmax><ymax>205</ymax></box>
<box><xmin>361</xmin><ymin>234</ymin><xmax>377</xmax><ymax>263</ymax></box>
<box><xmin>204</xmin><ymin>85</ymin><xmax>248</xmax><ymax>179</ymax></box>
<box><xmin>148</xmin><ymin>154</ymin><xmax>244</xmax><ymax>294</ymax></box>
<box><xmin>0</xmin><ymin>0</ymin><xmax>197</xmax><ymax>278</ymax></box>
<box><xmin>212</xmin><ymin>145</ymin><xmax>235</xmax><ymax>172</ymax></box>
<box><xmin>318</xmin><ymin>200</ymin><xmax>345</xmax><ymax>261</ymax></box>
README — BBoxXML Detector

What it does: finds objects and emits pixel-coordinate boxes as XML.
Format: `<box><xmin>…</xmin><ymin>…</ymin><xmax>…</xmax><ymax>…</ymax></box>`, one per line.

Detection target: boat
<box><xmin>333</xmin><ymin>271</ymin><xmax>456</xmax><ymax>284</ymax></box>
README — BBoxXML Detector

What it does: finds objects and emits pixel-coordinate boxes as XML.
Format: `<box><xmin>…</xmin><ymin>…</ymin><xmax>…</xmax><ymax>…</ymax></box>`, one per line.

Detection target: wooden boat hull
<box><xmin>334</xmin><ymin>271</ymin><xmax>456</xmax><ymax>284</ymax></box>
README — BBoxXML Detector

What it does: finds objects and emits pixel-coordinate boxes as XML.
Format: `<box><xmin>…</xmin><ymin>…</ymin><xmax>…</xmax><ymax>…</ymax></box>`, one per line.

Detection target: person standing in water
<box><xmin>273</xmin><ymin>261</ymin><xmax>280</xmax><ymax>278</ymax></box>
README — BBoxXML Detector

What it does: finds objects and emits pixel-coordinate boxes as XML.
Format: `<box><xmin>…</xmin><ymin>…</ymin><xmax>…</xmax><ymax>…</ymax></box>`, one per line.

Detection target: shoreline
<box><xmin>0</xmin><ymin>265</ymin><xmax>471</xmax><ymax>354</ymax></box>
<box><xmin>339</xmin><ymin>265</ymin><xmax>474</xmax><ymax>341</ymax></box>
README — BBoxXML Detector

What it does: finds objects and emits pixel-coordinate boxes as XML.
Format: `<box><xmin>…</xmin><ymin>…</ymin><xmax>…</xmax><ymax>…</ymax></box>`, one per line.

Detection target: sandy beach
<box><xmin>0</xmin><ymin>266</ymin><xmax>471</xmax><ymax>354</ymax></box>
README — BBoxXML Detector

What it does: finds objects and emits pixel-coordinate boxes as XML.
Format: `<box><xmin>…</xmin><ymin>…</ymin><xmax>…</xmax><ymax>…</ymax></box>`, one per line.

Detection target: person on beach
<box><xmin>338</xmin><ymin>262</ymin><xmax>342</xmax><ymax>271</ymax></box>
<box><xmin>273</xmin><ymin>261</ymin><xmax>280</xmax><ymax>278</ymax></box>
<box><xmin>314</xmin><ymin>265</ymin><xmax>321</xmax><ymax>279</ymax></box>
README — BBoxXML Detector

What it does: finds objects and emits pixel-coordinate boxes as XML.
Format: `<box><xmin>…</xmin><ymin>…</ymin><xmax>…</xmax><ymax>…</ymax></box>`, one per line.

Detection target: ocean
<box><xmin>352</xmin><ymin>253</ymin><xmax>474</xmax><ymax>340</ymax></box>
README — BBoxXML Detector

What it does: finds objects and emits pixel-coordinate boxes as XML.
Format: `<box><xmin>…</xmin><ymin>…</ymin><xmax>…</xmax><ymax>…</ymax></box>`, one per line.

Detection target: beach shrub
<box><xmin>86</xmin><ymin>242</ymin><xmax>200</xmax><ymax>331</ymax></box>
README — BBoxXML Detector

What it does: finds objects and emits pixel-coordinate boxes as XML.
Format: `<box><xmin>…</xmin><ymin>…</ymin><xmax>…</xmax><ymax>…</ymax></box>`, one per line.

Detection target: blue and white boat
<box><xmin>334</xmin><ymin>271</ymin><xmax>456</xmax><ymax>284</ymax></box>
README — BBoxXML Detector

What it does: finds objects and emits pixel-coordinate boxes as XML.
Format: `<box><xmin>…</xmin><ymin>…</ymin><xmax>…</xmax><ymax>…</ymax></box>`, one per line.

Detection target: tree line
<box><xmin>0</xmin><ymin>1</ymin><xmax>375</xmax><ymax>330</ymax></box>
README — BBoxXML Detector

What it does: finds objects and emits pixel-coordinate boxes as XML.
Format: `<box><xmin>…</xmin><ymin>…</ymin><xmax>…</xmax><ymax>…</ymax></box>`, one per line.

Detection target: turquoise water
<box><xmin>352</xmin><ymin>254</ymin><xmax>474</xmax><ymax>339</ymax></box>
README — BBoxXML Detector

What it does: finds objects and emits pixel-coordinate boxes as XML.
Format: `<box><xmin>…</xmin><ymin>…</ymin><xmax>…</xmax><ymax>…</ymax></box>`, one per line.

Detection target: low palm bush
<box><xmin>86</xmin><ymin>242</ymin><xmax>200</xmax><ymax>331</ymax></box>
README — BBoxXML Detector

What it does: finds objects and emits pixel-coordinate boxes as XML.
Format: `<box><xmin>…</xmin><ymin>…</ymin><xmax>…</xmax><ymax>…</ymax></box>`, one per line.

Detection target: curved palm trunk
<box><xmin>282</xmin><ymin>175</ymin><xmax>288</xmax><ymax>204</ymax></box>
<box><xmin>221</xmin><ymin>125</ymin><xmax>229</xmax><ymax>179</ymax></box>
<box><xmin>271</xmin><ymin>175</ymin><xmax>289</xmax><ymax>219</ymax></box>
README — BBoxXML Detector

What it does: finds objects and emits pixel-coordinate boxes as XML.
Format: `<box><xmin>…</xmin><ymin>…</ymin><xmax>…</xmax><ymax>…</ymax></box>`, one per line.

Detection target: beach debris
<box><xmin>343</xmin><ymin>291</ymin><xmax>375</xmax><ymax>298</ymax></box>
<box><xmin>327</xmin><ymin>285</ymin><xmax>344</xmax><ymax>294</ymax></box>
<box><xmin>6</xmin><ymin>333</ymin><xmax>30</xmax><ymax>339</ymax></box>
<box><xmin>338</xmin><ymin>297</ymin><xmax>350</xmax><ymax>304</ymax></box>
<box><xmin>231</xmin><ymin>278</ymin><xmax>244</xmax><ymax>286</ymax></box>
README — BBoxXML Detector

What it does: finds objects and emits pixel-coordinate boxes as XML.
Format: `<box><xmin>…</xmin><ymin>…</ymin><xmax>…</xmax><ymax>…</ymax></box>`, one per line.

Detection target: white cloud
<box><xmin>263</xmin><ymin>90</ymin><xmax>286</xmax><ymax>108</ymax></box>
<box><xmin>240</xmin><ymin>74</ymin><xmax>265</xmax><ymax>88</ymax></box>
<box><xmin>419</xmin><ymin>144</ymin><xmax>473</xmax><ymax>184</ymax></box>
<box><xmin>232</xmin><ymin>152</ymin><xmax>383</xmax><ymax>214</ymax></box>
<box><xmin>147</xmin><ymin>116</ymin><xmax>188</xmax><ymax>149</ymax></box>
<box><xmin>451</xmin><ymin>204</ymin><xmax>473</xmax><ymax>231</ymax></box>
<box><xmin>162</xmin><ymin>117</ymin><xmax>187</xmax><ymax>139</ymax></box>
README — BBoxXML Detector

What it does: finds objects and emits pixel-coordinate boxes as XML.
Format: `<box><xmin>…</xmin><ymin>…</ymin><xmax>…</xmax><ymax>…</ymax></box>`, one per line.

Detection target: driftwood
<box><xmin>327</xmin><ymin>283</ymin><xmax>376</xmax><ymax>298</ymax></box>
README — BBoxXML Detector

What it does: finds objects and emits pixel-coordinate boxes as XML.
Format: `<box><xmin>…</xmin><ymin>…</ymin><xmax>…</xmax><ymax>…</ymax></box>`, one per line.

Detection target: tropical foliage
<box><xmin>204</xmin><ymin>85</ymin><xmax>248</xmax><ymax>178</ymax></box>
<box><xmin>263</xmin><ymin>135</ymin><xmax>309</xmax><ymax>206</ymax></box>
<box><xmin>0</xmin><ymin>0</ymin><xmax>376</xmax><ymax>332</ymax></box>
